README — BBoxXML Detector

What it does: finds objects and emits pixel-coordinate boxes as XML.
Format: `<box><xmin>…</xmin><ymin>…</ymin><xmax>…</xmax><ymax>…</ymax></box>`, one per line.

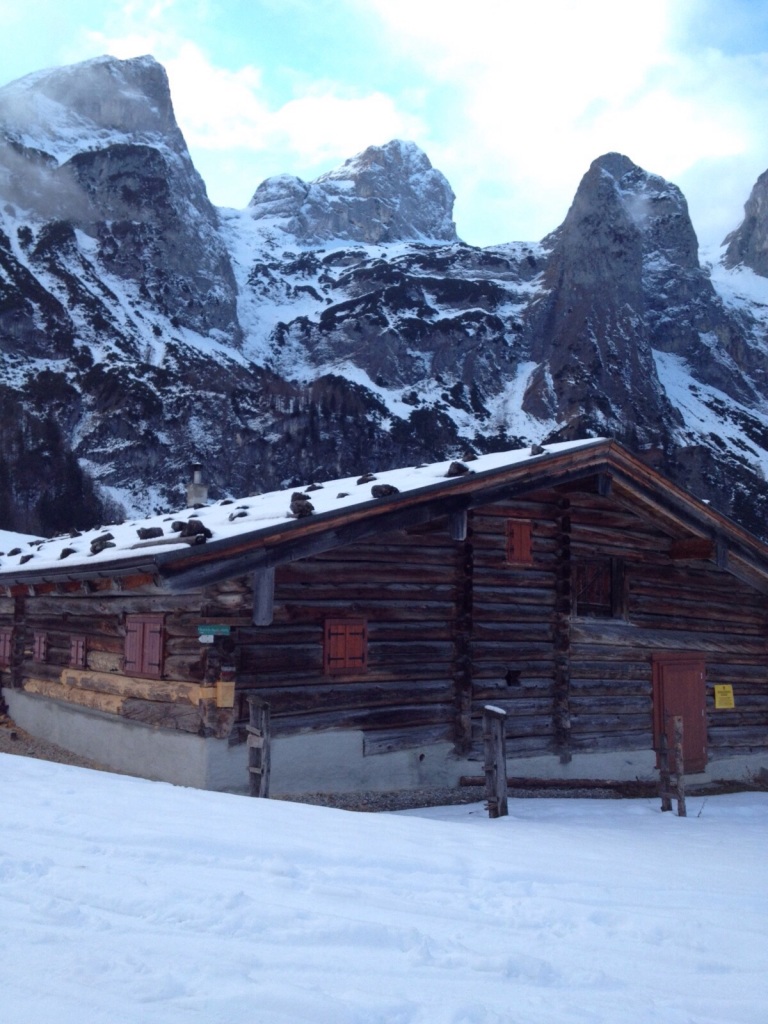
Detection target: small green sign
<box><xmin>197</xmin><ymin>624</ymin><xmax>231</xmax><ymax>636</ymax></box>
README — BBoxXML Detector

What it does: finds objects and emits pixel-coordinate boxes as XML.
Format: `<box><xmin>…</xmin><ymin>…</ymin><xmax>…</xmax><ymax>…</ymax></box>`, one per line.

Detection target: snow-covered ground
<box><xmin>1</xmin><ymin>755</ymin><xmax>766</xmax><ymax>1024</ymax></box>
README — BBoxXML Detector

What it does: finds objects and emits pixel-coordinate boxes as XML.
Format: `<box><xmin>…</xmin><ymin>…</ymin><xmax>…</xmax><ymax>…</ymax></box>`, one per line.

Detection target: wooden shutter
<box><xmin>124</xmin><ymin>615</ymin><xmax>164</xmax><ymax>678</ymax></box>
<box><xmin>124</xmin><ymin>617</ymin><xmax>142</xmax><ymax>675</ymax></box>
<box><xmin>506</xmin><ymin>520</ymin><xmax>533</xmax><ymax>565</ymax></box>
<box><xmin>33</xmin><ymin>632</ymin><xmax>48</xmax><ymax>663</ymax></box>
<box><xmin>574</xmin><ymin>559</ymin><xmax>624</xmax><ymax>617</ymax></box>
<box><xmin>324</xmin><ymin>619</ymin><xmax>367</xmax><ymax>675</ymax></box>
<box><xmin>343</xmin><ymin>621</ymin><xmax>367</xmax><ymax>671</ymax></box>
<box><xmin>70</xmin><ymin>636</ymin><xmax>86</xmax><ymax>668</ymax></box>
<box><xmin>143</xmin><ymin>618</ymin><xmax>164</xmax><ymax>678</ymax></box>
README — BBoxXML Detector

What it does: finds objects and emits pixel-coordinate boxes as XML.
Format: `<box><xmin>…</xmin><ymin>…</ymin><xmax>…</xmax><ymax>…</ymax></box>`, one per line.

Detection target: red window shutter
<box><xmin>324</xmin><ymin>620</ymin><xmax>348</xmax><ymax>674</ymax></box>
<box><xmin>33</xmin><ymin>633</ymin><xmax>48</xmax><ymax>663</ymax></box>
<box><xmin>124</xmin><ymin>618</ymin><xmax>142</xmax><ymax>675</ymax></box>
<box><xmin>344</xmin><ymin>622</ymin><xmax>367</xmax><ymax>670</ymax></box>
<box><xmin>70</xmin><ymin>636</ymin><xmax>86</xmax><ymax>668</ymax></box>
<box><xmin>125</xmin><ymin>615</ymin><xmax>164</xmax><ymax>678</ymax></box>
<box><xmin>506</xmin><ymin>520</ymin><xmax>533</xmax><ymax>565</ymax></box>
<box><xmin>143</xmin><ymin>619</ymin><xmax>164</xmax><ymax>678</ymax></box>
<box><xmin>324</xmin><ymin>619</ymin><xmax>367</xmax><ymax>675</ymax></box>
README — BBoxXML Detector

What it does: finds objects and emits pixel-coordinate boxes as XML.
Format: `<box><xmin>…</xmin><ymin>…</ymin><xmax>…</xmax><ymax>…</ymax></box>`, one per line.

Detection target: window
<box><xmin>324</xmin><ymin>618</ymin><xmax>367</xmax><ymax>675</ymax></box>
<box><xmin>70</xmin><ymin>636</ymin><xmax>87</xmax><ymax>669</ymax></box>
<box><xmin>574</xmin><ymin>558</ymin><xmax>624</xmax><ymax>618</ymax></box>
<box><xmin>32</xmin><ymin>632</ymin><xmax>48</xmax><ymax>663</ymax></box>
<box><xmin>0</xmin><ymin>628</ymin><xmax>12</xmax><ymax>668</ymax></box>
<box><xmin>124</xmin><ymin>614</ymin><xmax>164</xmax><ymax>678</ymax></box>
<box><xmin>506</xmin><ymin>520</ymin><xmax>533</xmax><ymax>565</ymax></box>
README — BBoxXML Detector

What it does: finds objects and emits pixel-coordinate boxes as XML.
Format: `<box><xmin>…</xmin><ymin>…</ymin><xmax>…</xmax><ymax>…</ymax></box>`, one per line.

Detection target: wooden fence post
<box><xmin>673</xmin><ymin>715</ymin><xmax>687</xmax><ymax>818</ymax></box>
<box><xmin>658</xmin><ymin>729</ymin><xmax>672</xmax><ymax>812</ymax></box>
<box><xmin>658</xmin><ymin>715</ymin><xmax>686</xmax><ymax>817</ymax></box>
<box><xmin>483</xmin><ymin>705</ymin><xmax>508</xmax><ymax>818</ymax></box>
<box><xmin>246</xmin><ymin>695</ymin><xmax>271</xmax><ymax>798</ymax></box>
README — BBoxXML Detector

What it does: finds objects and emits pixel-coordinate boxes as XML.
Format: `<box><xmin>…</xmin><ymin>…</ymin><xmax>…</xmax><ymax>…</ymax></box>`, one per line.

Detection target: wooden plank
<box><xmin>363</xmin><ymin>724</ymin><xmax>453</xmax><ymax>756</ymax></box>
<box><xmin>122</xmin><ymin>698</ymin><xmax>203</xmax><ymax>732</ymax></box>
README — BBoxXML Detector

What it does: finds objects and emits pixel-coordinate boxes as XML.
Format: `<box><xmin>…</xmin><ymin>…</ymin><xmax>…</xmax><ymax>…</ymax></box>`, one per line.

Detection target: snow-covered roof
<box><xmin>0</xmin><ymin>440</ymin><xmax>605</xmax><ymax>584</ymax></box>
<box><xmin>0</xmin><ymin>530</ymin><xmax>43</xmax><ymax>551</ymax></box>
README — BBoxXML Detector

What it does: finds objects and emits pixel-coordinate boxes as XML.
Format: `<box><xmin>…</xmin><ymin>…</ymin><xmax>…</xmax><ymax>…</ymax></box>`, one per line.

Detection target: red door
<box><xmin>652</xmin><ymin>655</ymin><xmax>707</xmax><ymax>772</ymax></box>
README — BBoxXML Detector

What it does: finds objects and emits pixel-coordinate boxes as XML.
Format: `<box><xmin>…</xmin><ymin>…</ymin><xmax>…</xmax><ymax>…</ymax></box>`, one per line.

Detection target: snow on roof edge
<box><xmin>0</xmin><ymin>439</ymin><xmax>608</xmax><ymax>582</ymax></box>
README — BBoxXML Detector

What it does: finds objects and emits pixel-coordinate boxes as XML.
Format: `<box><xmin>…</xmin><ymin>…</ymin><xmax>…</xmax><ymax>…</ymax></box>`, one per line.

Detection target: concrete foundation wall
<box><xmin>4</xmin><ymin>688</ymin><xmax>767</xmax><ymax>795</ymax></box>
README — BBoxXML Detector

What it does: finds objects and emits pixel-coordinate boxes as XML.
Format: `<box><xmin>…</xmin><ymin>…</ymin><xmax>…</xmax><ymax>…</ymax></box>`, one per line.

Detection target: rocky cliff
<box><xmin>2</xmin><ymin>55</ymin><xmax>768</xmax><ymax>538</ymax></box>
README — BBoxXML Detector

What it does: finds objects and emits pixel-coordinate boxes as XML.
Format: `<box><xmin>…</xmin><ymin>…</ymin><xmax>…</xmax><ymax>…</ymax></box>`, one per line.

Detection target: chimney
<box><xmin>186</xmin><ymin>463</ymin><xmax>209</xmax><ymax>507</ymax></box>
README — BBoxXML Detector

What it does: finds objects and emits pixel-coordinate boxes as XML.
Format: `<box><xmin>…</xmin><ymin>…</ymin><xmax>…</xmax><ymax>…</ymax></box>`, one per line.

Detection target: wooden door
<box><xmin>652</xmin><ymin>655</ymin><xmax>707</xmax><ymax>772</ymax></box>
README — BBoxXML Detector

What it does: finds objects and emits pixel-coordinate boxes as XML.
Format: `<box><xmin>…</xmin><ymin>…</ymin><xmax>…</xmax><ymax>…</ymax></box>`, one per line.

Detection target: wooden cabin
<box><xmin>2</xmin><ymin>438</ymin><xmax>768</xmax><ymax>794</ymax></box>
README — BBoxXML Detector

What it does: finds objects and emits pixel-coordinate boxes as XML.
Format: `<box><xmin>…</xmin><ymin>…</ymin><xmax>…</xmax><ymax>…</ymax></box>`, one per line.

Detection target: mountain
<box><xmin>1</xmin><ymin>54</ymin><xmax>768</xmax><ymax>538</ymax></box>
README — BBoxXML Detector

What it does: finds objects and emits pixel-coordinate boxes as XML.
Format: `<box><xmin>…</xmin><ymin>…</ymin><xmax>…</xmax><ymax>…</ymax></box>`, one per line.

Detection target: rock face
<box><xmin>722</xmin><ymin>168</ymin><xmax>768</xmax><ymax>277</ymax></box>
<box><xmin>0</xmin><ymin>55</ymin><xmax>240</xmax><ymax>345</ymax></box>
<box><xmin>248</xmin><ymin>139</ymin><xmax>457</xmax><ymax>244</ymax></box>
<box><xmin>2</xmin><ymin>56</ymin><xmax>768</xmax><ymax>540</ymax></box>
<box><xmin>523</xmin><ymin>153</ymin><xmax>684</xmax><ymax>441</ymax></box>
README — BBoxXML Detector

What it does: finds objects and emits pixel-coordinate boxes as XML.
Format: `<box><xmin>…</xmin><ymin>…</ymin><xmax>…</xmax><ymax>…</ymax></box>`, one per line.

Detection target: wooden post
<box><xmin>483</xmin><ymin>705</ymin><xmax>508</xmax><ymax>818</ymax></box>
<box><xmin>246</xmin><ymin>695</ymin><xmax>271</xmax><ymax>798</ymax></box>
<box><xmin>252</xmin><ymin>568</ymin><xmax>275</xmax><ymax>626</ymax></box>
<box><xmin>658</xmin><ymin>728</ymin><xmax>672</xmax><ymax>812</ymax></box>
<box><xmin>673</xmin><ymin>715</ymin><xmax>687</xmax><ymax>818</ymax></box>
<box><xmin>658</xmin><ymin>715</ymin><xmax>686</xmax><ymax>816</ymax></box>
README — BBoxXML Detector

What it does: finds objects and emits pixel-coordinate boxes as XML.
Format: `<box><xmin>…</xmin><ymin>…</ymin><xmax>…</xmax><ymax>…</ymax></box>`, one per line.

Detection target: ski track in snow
<box><xmin>0</xmin><ymin>754</ymin><xmax>766</xmax><ymax>1024</ymax></box>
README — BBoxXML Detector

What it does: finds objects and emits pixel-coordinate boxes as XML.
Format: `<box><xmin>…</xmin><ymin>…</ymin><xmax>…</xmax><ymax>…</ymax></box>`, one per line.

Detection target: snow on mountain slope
<box><xmin>3</xmin><ymin>55</ymin><xmax>768</xmax><ymax>538</ymax></box>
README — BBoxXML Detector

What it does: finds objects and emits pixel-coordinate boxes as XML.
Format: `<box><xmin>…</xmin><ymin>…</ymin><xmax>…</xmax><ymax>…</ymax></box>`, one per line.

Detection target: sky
<box><xmin>2</xmin><ymin>751</ymin><xmax>767</xmax><ymax>1023</ymax></box>
<box><xmin>2</xmin><ymin>0</ymin><xmax>768</xmax><ymax>249</ymax></box>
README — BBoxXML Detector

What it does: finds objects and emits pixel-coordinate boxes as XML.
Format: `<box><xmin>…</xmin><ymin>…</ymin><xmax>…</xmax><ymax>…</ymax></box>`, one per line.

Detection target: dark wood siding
<box><xmin>235</xmin><ymin>522</ymin><xmax>460</xmax><ymax>751</ymax></box>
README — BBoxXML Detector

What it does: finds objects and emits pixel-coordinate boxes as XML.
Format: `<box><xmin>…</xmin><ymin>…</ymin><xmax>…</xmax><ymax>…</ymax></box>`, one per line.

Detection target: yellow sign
<box><xmin>216</xmin><ymin>680</ymin><xmax>236</xmax><ymax>709</ymax></box>
<box><xmin>714</xmin><ymin>684</ymin><xmax>735</xmax><ymax>709</ymax></box>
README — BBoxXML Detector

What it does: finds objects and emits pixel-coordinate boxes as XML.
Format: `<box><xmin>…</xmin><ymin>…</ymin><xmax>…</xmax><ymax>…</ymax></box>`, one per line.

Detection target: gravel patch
<box><xmin>0</xmin><ymin>714</ymin><xmax>119</xmax><ymax>775</ymax></box>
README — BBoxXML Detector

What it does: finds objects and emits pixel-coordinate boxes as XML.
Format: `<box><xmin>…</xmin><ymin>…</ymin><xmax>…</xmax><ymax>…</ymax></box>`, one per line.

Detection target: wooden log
<box><xmin>86</xmin><ymin>651</ymin><xmax>123</xmax><ymax>674</ymax></box>
<box><xmin>244</xmin><ymin>679</ymin><xmax>455</xmax><ymax>715</ymax></box>
<box><xmin>483</xmin><ymin>705</ymin><xmax>508</xmax><ymax>818</ymax></box>
<box><xmin>58</xmin><ymin>668</ymin><xmax>203</xmax><ymax>704</ymax></box>
<box><xmin>23</xmin><ymin>676</ymin><xmax>123</xmax><ymax>715</ymax></box>
<box><xmin>122</xmin><ymin>698</ymin><xmax>202</xmax><ymax>732</ymax></box>
<box><xmin>363</xmin><ymin>723</ymin><xmax>454</xmax><ymax>756</ymax></box>
<box><xmin>269</xmin><ymin>703</ymin><xmax>453</xmax><ymax>735</ymax></box>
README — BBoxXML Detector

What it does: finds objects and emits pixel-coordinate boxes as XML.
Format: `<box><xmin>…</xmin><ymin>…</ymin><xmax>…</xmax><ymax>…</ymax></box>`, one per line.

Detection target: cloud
<box><xmin>360</xmin><ymin>0</ymin><xmax>768</xmax><ymax>245</ymax></box>
<box><xmin>42</xmin><ymin>0</ymin><xmax>768</xmax><ymax>244</ymax></box>
<box><xmin>82</xmin><ymin>18</ymin><xmax>424</xmax><ymax>204</ymax></box>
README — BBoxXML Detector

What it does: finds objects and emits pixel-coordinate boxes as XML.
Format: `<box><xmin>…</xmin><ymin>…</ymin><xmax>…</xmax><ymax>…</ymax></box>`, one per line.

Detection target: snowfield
<box><xmin>1</xmin><ymin>755</ymin><xmax>766</xmax><ymax>1023</ymax></box>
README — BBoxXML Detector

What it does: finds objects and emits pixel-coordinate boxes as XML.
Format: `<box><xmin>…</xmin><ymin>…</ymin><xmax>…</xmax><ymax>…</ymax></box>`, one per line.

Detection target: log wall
<box><xmin>2</xmin><ymin>584</ymin><xmax>247</xmax><ymax>738</ymax></box>
<box><xmin>234</xmin><ymin>522</ymin><xmax>462</xmax><ymax>753</ymax></box>
<box><xmin>466</xmin><ymin>489</ymin><xmax>768</xmax><ymax>764</ymax></box>
<box><xmin>2</xmin><ymin>482</ymin><xmax>767</xmax><ymax>772</ymax></box>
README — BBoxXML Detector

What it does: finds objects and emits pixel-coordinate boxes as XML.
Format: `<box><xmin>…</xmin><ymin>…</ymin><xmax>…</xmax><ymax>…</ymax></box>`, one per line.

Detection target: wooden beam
<box><xmin>668</xmin><ymin>537</ymin><xmax>715</xmax><ymax>560</ymax></box>
<box><xmin>597</xmin><ymin>472</ymin><xmax>613</xmax><ymax>497</ymax></box>
<box><xmin>252</xmin><ymin>567</ymin><xmax>275</xmax><ymax>626</ymax></box>
<box><xmin>450</xmin><ymin>510</ymin><xmax>468</xmax><ymax>541</ymax></box>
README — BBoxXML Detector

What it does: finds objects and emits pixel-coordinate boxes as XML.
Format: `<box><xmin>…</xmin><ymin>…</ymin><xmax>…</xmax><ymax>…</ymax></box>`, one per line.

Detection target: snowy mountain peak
<box><xmin>0</xmin><ymin>54</ymin><xmax>182</xmax><ymax>164</ymax></box>
<box><xmin>722</xmin><ymin>167</ymin><xmax>768</xmax><ymax>278</ymax></box>
<box><xmin>248</xmin><ymin>139</ymin><xmax>458</xmax><ymax>244</ymax></box>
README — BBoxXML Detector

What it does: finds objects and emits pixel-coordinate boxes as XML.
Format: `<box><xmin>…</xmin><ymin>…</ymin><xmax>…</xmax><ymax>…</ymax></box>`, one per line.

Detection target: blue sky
<box><xmin>2</xmin><ymin>0</ymin><xmax>768</xmax><ymax>250</ymax></box>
